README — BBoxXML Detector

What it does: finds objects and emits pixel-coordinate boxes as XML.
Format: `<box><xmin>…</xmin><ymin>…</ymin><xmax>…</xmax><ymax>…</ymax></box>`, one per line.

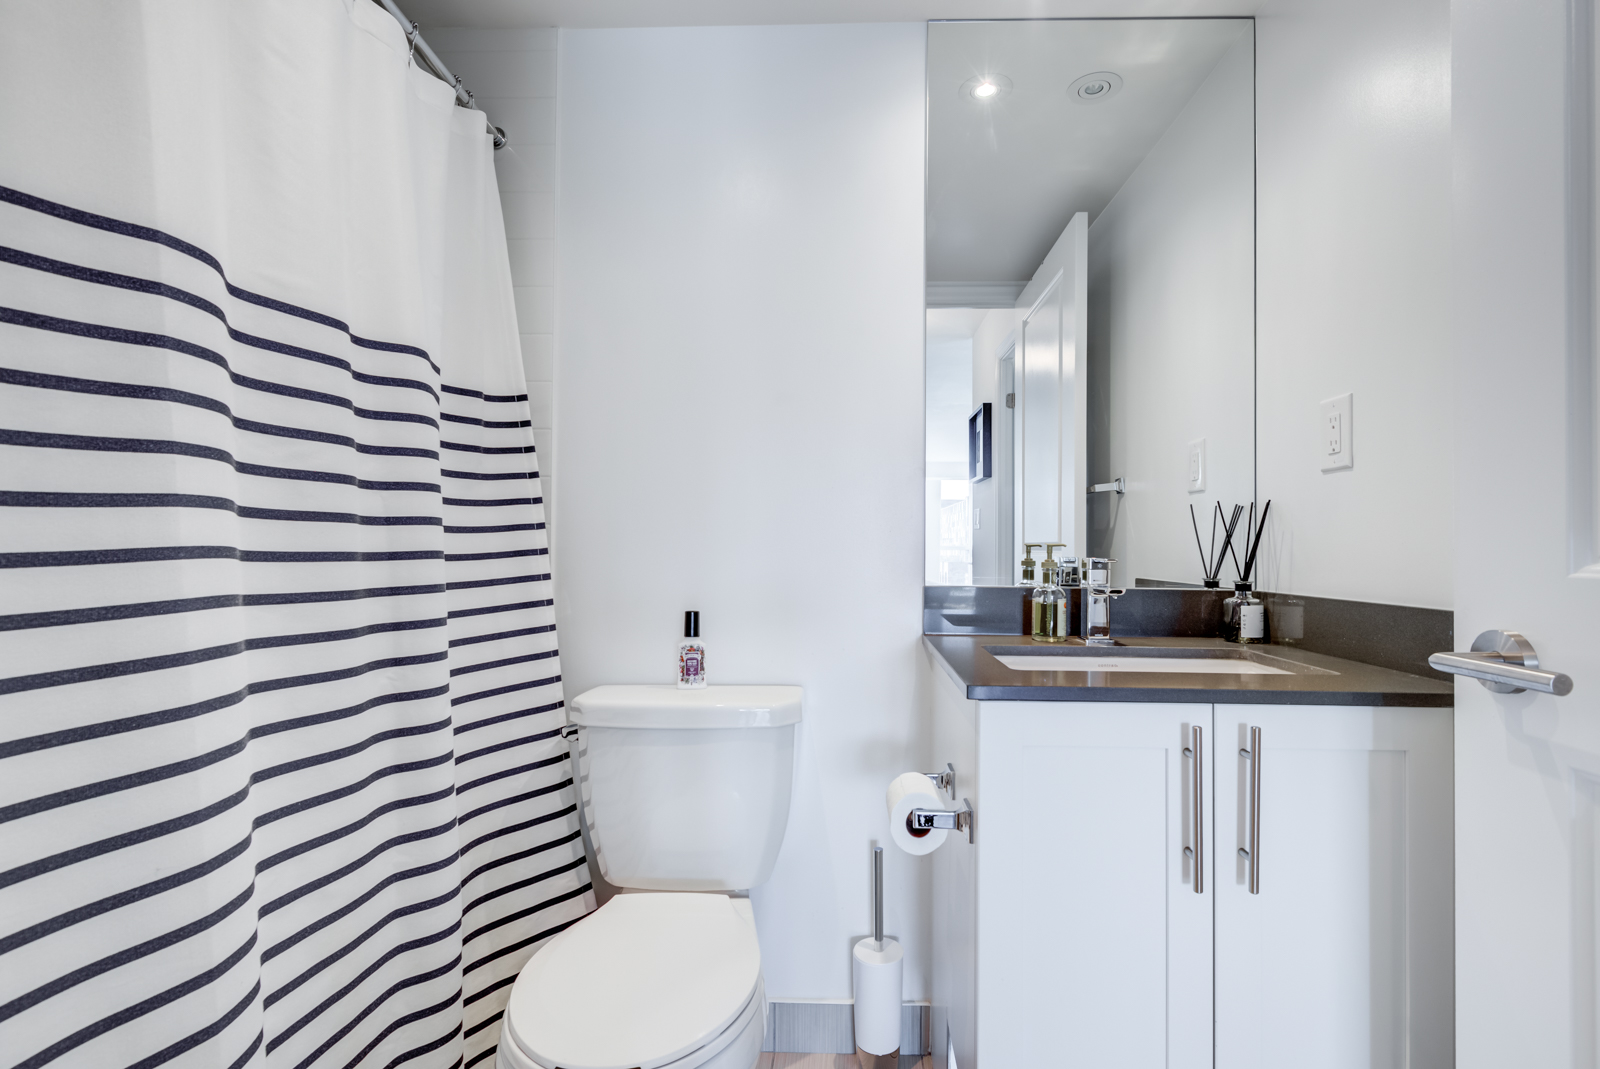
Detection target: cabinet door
<box><xmin>976</xmin><ymin>701</ymin><xmax>1213</xmax><ymax>1068</ymax></box>
<box><xmin>1213</xmin><ymin>705</ymin><xmax>1453</xmax><ymax>1069</ymax></box>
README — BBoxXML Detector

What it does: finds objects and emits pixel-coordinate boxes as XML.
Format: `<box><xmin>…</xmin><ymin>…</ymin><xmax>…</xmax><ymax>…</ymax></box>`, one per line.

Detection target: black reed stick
<box><xmin>1209</xmin><ymin>507</ymin><xmax>1219</xmax><ymax>576</ymax></box>
<box><xmin>1241</xmin><ymin>499</ymin><xmax>1272</xmax><ymax>583</ymax></box>
<box><xmin>1209</xmin><ymin>502</ymin><xmax>1222</xmax><ymax>579</ymax></box>
<box><xmin>1232</xmin><ymin>502</ymin><xmax>1254</xmax><ymax>579</ymax></box>
<box><xmin>1214</xmin><ymin>503</ymin><xmax>1243</xmax><ymax>583</ymax></box>
<box><xmin>1190</xmin><ymin>504</ymin><xmax>1209</xmax><ymax>580</ymax></box>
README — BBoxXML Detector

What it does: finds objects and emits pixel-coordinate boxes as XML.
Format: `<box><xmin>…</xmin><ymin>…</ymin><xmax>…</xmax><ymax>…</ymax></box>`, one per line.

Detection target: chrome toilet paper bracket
<box><xmin>919</xmin><ymin>763</ymin><xmax>956</xmax><ymax>801</ymax></box>
<box><xmin>909</xmin><ymin>798</ymin><xmax>974</xmax><ymax>844</ymax></box>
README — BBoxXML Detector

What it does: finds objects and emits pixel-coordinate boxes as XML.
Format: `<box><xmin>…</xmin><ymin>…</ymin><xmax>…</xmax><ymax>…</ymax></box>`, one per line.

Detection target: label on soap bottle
<box><xmin>1241</xmin><ymin>604</ymin><xmax>1265</xmax><ymax>641</ymax></box>
<box><xmin>678</xmin><ymin>642</ymin><xmax>706</xmax><ymax>689</ymax></box>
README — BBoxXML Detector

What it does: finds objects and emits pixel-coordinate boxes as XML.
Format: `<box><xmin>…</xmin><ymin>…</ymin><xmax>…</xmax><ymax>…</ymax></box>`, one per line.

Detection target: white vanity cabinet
<box><xmin>1212</xmin><ymin>704</ymin><xmax>1454</xmax><ymax>1069</ymax></box>
<box><xmin>977</xmin><ymin>700</ymin><xmax>1214</xmax><ymax>1068</ymax></box>
<box><xmin>927</xmin><ymin>662</ymin><xmax>1453</xmax><ymax>1069</ymax></box>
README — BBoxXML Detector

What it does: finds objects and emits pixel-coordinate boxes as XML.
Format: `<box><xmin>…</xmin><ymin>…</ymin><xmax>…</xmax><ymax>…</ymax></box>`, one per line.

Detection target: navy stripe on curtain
<box><xmin>0</xmin><ymin>185</ymin><xmax>593</xmax><ymax>1069</ymax></box>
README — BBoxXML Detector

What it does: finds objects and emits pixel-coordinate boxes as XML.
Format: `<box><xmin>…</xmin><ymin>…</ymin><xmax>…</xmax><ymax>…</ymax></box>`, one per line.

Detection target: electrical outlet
<box><xmin>1320</xmin><ymin>393</ymin><xmax>1353</xmax><ymax>471</ymax></box>
<box><xmin>1186</xmin><ymin>438</ymin><xmax>1206</xmax><ymax>492</ymax></box>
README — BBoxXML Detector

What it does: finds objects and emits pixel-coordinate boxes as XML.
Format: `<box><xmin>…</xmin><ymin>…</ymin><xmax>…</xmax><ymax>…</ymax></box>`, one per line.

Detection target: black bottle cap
<box><xmin>684</xmin><ymin>610</ymin><xmax>699</xmax><ymax>638</ymax></box>
<box><xmin>1234</xmin><ymin>581</ymin><xmax>1253</xmax><ymax>593</ymax></box>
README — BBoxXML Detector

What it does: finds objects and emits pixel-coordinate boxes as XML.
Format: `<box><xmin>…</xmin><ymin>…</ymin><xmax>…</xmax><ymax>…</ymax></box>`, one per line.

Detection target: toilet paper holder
<box><xmin>919</xmin><ymin>763</ymin><xmax>957</xmax><ymax>801</ymax></box>
<box><xmin>909</xmin><ymin>798</ymin><xmax>975</xmax><ymax>844</ymax></box>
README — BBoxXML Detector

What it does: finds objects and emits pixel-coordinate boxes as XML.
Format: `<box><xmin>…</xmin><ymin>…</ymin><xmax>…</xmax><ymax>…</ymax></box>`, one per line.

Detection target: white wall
<box><xmin>557</xmin><ymin>24</ymin><xmax>928</xmax><ymax>1001</ymax></box>
<box><xmin>429</xmin><ymin>29</ymin><xmax>559</xmax><ymax>521</ymax></box>
<box><xmin>1253</xmin><ymin>0</ymin><xmax>1452</xmax><ymax>607</ymax></box>
<box><xmin>1087</xmin><ymin>29</ymin><xmax>1255</xmax><ymax>588</ymax></box>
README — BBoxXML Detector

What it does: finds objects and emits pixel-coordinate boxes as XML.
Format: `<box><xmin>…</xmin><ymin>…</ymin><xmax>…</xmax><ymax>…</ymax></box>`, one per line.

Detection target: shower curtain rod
<box><xmin>373</xmin><ymin>0</ymin><xmax>508</xmax><ymax>149</ymax></box>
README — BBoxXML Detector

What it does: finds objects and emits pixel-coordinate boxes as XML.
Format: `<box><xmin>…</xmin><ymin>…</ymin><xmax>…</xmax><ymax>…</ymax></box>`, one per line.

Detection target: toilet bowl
<box><xmin>495</xmin><ymin>686</ymin><xmax>801</xmax><ymax>1069</ymax></box>
<box><xmin>496</xmin><ymin>894</ymin><xmax>766</xmax><ymax>1069</ymax></box>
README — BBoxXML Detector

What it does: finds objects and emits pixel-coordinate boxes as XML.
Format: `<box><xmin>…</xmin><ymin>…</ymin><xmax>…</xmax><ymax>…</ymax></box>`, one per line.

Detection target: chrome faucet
<box><xmin>1082</xmin><ymin>557</ymin><xmax>1125</xmax><ymax>646</ymax></box>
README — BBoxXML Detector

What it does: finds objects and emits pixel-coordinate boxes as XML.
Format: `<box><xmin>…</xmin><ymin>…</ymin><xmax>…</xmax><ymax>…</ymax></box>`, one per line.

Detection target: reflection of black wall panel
<box><xmin>968</xmin><ymin>402</ymin><xmax>992</xmax><ymax>481</ymax></box>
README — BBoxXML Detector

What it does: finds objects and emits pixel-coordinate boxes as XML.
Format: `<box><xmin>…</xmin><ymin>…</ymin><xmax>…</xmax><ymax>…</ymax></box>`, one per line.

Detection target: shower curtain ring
<box><xmin>406</xmin><ymin>21</ymin><xmax>419</xmax><ymax>67</ymax></box>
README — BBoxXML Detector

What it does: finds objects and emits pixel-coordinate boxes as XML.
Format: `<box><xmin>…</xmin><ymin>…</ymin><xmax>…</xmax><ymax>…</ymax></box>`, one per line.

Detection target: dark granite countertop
<box><xmin>923</xmin><ymin>633</ymin><xmax>1455</xmax><ymax>706</ymax></box>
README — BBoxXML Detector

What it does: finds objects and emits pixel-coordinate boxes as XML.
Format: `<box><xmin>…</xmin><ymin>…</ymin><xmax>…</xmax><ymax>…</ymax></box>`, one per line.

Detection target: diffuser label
<box><xmin>1241</xmin><ymin>605</ymin><xmax>1264</xmax><ymax>640</ymax></box>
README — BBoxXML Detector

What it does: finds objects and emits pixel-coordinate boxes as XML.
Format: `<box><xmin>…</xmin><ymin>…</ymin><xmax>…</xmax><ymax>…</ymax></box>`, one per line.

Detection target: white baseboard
<box><xmin>762</xmin><ymin>1000</ymin><xmax>930</xmax><ymax>1056</ymax></box>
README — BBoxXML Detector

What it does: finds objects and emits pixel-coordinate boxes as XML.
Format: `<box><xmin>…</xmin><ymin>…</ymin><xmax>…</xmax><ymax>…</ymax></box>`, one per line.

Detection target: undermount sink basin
<box><xmin>984</xmin><ymin>645</ymin><xmax>1336</xmax><ymax>676</ymax></box>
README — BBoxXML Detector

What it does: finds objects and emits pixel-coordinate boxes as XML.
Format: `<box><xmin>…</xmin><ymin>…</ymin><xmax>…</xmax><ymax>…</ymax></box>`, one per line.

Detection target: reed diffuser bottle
<box><xmin>1221</xmin><ymin>581</ymin><xmax>1264</xmax><ymax>644</ymax></box>
<box><xmin>1222</xmin><ymin>499</ymin><xmax>1271</xmax><ymax>644</ymax></box>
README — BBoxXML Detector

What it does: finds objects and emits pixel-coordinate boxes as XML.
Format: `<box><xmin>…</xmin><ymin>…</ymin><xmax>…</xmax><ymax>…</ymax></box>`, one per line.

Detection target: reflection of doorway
<box><xmin>925</xmin><ymin>311</ymin><xmax>976</xmax><ymax>585</ymax></box>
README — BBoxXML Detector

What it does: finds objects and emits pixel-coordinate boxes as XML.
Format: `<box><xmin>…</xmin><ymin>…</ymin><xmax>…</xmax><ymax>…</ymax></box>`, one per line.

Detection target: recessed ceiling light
<box><xmin>959</xmin><ymin>75</ymin><xmax>1013</xmax><ymax>102</ymax></box>
<box><xmin>1069</xmin><ymin>71</ymin><xmax>1124</xmax><ymax>104</ymax></box>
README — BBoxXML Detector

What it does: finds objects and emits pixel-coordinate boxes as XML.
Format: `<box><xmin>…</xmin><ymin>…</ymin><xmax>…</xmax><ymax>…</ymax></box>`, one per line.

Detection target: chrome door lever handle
<box><xmin>1429</xmin><ymin>630</ymin><xmax>1573</xmax><ymax>695</ymax></box>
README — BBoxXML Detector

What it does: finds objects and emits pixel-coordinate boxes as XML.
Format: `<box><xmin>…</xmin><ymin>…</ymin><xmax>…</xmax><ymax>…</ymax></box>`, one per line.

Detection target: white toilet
<box><xmin>495</xmin><ymin>684</ymin><xmax>802</xmax><ymax>1069</ymax></box>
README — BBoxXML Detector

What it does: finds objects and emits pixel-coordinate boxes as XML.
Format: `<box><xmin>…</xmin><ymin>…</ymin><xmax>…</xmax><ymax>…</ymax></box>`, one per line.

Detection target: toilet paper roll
<box><xmin>886</xmin><ymin>771</ymin><xmax>947</xmax><ymax>855</ymax></box>
<box><xmin>852</xmin><ymin>936</ymin><xmax>904</xmax><ymax>1057</ymax></box>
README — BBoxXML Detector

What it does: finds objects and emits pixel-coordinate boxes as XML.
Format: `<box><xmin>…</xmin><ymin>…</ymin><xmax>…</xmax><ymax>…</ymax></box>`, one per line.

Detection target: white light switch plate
<box><xmin>1186</xmin><ymin>438</ymin><xmax>1206</xmax><ymax>492</ymax></box>
<box><xmin>1320</xmin><ymin>393</ymin><xmax>1353</xmax><ymax>471</ymax></box>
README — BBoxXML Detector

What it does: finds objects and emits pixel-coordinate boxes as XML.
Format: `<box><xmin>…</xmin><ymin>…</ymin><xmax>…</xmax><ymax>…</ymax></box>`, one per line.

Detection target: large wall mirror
<box><xmin>924</xmin><ymin>18</ymin><xmax>1256</xmax><ymax>590</ymax></box>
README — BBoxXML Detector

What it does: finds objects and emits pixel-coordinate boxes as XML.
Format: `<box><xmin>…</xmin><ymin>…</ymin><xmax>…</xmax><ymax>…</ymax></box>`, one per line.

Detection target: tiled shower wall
<box><xmin>428</xmin><ymin>29</ymin><xmax>558</xmax><ymax>530</ymax></box>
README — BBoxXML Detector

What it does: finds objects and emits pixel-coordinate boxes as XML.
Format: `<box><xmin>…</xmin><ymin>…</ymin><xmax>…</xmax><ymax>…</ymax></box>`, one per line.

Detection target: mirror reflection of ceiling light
<box><xmin>1069</xmin><ymin>71</ymin><xmax>1124</xmax><ymax>104</ymax></box>
<box><xmin>960</xmin><ymin>74</ymin><xmax>1013</xmax><ymax>101</ymax></box>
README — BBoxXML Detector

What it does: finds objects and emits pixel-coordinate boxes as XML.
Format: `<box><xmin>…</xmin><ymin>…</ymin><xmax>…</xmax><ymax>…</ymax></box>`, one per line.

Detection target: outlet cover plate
<box><xmin>1320</xmin><ymin>393</ymin><xmax>1353</xmax><ymax>471</ymax></box>
<box><xmin>1187</xmin><ymin>438</ymin><xmax>1206</xmax><ymax>492</ymax></box>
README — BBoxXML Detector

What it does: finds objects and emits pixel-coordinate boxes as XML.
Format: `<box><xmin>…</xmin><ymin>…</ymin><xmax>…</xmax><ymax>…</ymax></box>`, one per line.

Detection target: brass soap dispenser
<box><xmin>1030</xmin><ymin>546</ymin><xmax>1072</xmax><ymax>643</ymax></box>
<box><xmin>1019</xmin><ymin>543</ymin><xmax>1042</xmax><ymax>588</ymax></box>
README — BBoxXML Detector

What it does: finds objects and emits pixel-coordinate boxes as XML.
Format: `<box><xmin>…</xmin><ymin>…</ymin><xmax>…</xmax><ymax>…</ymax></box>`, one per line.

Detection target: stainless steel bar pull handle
<box><xmin>1239</xmin><ymin>726</ymin><xmax>1261</xmax><ymax>895</ymax></box>
<box><xmin>1429</xmin><ymin>629</ymin><xmax>1573</xmax><ymax>695</ymax></box>
<box><xmin>1183</xmin><ymin>726</ymin><xmax>1204</xmax><ymax>894</ymax></box>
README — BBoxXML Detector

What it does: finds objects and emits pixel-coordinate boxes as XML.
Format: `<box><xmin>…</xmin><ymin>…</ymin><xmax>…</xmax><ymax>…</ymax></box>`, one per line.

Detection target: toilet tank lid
<box><xmin>570</xmin><ymin>685</ymin><xmax>802</xmax><ymax>728</ymax></box>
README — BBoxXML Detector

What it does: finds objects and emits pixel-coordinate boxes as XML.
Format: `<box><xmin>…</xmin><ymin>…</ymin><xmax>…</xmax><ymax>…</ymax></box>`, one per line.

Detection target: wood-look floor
<box><xmin>758</xmin><ymin>1056</ymin><xmax>933</xmax><ymax>1068</ymax></box>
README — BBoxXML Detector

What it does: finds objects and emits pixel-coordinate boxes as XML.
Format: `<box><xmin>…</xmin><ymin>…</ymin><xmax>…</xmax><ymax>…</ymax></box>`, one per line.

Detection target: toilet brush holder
<box><xmin>853</xmin><ymin>847</ymin><xmax>902</xmax><ymax>1069</ymax></box>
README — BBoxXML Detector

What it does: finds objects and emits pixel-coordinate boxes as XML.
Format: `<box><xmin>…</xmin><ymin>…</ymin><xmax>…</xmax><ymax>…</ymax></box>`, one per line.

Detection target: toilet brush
<box><xmin>853</xmin><ymin>846</ymin><xmax>903</xmax><ymax>1069</ymax></box>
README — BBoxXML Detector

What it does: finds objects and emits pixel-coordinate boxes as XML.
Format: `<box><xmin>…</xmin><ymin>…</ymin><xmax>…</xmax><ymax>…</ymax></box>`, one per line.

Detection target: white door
<box><xmin>976</xmin><ymin>701</ymin><xmax>1212</xmax><ymax>1068</ymax></box>
<box><xmin>1212</xmin><ymin>705</ymin><xmax>1454</xmax><ymax>1068</ymax></box>
<box><xmin>1015</xmin><ymin>212</ymin><xmax>1088</xmax><ymax>555</ymax></box>
<box><xmin>1019</xmin><ymin>275</ymin><xmax>1065</xmax><ymax>548</ymax></box>
<box><xmin>1454</xmin><ymin>2</ymin><xmax>1600</xmax><ymax>1063</ymax></box>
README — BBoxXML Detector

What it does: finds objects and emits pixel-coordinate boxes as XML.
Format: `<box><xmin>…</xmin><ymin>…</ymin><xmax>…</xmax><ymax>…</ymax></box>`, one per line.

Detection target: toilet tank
<box><xmin>569</xmin><ymin>685</ymin><xmax>801</xmax><ymax>891</ymax></box>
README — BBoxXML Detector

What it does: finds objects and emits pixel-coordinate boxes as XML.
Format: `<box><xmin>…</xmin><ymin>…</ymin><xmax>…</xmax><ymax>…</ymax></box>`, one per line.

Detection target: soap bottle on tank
<box><xmin>678</xmin><ymin>610</ymin><xmax>707</xmax><ymax>689</ymax></box>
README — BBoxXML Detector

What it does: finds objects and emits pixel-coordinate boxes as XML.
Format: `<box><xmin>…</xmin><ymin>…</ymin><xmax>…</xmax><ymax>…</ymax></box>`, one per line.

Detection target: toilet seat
<box><xmin>500</xmin><ymin>893</ymin><xmax>763</xmax><ymax>1069</ymax></box>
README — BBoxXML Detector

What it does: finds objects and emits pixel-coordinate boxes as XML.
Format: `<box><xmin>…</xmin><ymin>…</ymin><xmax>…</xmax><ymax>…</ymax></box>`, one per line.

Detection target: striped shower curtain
<box><xmin>0</xmin><ymin>3</ymin><xmax>592</xmax><ymax>1069</ymax></box>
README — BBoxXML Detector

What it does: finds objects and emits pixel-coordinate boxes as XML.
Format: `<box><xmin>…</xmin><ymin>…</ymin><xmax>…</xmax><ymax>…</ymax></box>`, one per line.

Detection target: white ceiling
<box><xmin>926</xmin><ymin>18</ymin><xmax>1250</xmax><ymax>283</ymax></box>
<box><xmin>926</xmin><ymin>307</ymin><xmax>992</xmax><ymax>344</ymax></box>
<box><xmin>407</xmin><ymin>0</ymin><xmax>1262</xmax><ymax>30</ymax></box>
